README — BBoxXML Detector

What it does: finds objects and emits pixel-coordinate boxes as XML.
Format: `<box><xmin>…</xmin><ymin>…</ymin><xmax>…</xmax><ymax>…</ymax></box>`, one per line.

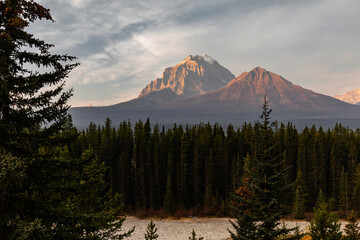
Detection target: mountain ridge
<box><xmin>69</xmin><ymin>56</ymin><xmax>360</xmax><ymax>129</ymax></box>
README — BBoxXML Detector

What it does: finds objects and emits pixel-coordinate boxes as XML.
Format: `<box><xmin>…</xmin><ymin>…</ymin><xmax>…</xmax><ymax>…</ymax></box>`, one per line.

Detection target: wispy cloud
<box><xmin>31</xmin><ymin>0</ymin><xmax>360</xmax><ymax>106</ymax></box>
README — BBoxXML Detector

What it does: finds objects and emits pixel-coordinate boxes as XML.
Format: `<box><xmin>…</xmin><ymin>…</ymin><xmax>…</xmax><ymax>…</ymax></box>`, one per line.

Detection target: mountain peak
<box><xmin>139</xmin><ymin>55</ymin><xmax>235</xmax><ymax>98</ymax></box>
<box><xmin>334</xmin><ymin>88</ymin><xmax>360</xmax><ymax>104</ymax></box>
<box><xmin>181</xmin><ymin>54</ymin><xmax>217</xmax><ymax>65</ymax></box>
<box><xmin>250</xmin><ymin>66</ymin><xmax>268</xmax><ymax>73</ymax></box>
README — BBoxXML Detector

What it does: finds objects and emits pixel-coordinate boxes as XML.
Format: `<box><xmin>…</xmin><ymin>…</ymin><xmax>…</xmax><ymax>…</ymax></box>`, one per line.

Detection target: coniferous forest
<box><xmin>2</xmin><ymin>0</ymin><xmax>360</xmax><ymax>239</ymax></box>
<box><xmin>63</xmin><ymin>116</ymin><xmax>360</xmax><ymax>218</ymax></box>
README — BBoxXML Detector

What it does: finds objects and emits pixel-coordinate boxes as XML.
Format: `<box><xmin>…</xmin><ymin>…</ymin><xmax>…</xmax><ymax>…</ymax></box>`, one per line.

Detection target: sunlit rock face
<box><xmin>138</xmin><ymin>54</ymin><xmax>235</xmax><ymax>98</ymax></box>
<box><xmin>335</xmin><ymin>88</ymin><xmax>360</xmax><ymax>105</ymax></box>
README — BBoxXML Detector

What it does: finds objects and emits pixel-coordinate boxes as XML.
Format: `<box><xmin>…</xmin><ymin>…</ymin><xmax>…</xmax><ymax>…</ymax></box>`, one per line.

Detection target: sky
<box><xmin>30</xmin><ymin>0</ymin><xmax>360</xmax><ymax>107</ymax></box>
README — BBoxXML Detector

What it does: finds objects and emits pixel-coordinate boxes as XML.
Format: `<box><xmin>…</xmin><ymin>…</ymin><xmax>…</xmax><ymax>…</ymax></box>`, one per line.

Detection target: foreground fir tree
<box><xmin>0</xmin><ymin>0</ymin><xmax>133</xmax><ymax>238</ymax></box>
<box><xmin>229</xmin><ymin>96</ymin><xmax>300</xmax><ymax>240</ymax></box>
<box><xmin>0</xmin><ymin>0</ymin><xmax>78</xmax><ymax>154</ymax></box>
<box><xmin>309</xmin><ymin>200</ymin><xmax>342</xmax><ymax>240</ymax></box>
<box><xmin>144</xmin><ymin>220</ymin><xmax>159</xmax><ymax>240</ymax></box>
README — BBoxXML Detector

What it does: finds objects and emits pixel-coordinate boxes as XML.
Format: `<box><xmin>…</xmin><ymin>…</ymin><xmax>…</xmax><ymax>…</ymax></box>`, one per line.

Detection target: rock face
<box><xmin>334</xmin><ymin>88</ymin><xmax>360</xmax><ymax>105</ymax></box>
<box><xmin>138</xmin><ymin>54</ymin><xmax>235</xmax><ymax>98</ymax></box>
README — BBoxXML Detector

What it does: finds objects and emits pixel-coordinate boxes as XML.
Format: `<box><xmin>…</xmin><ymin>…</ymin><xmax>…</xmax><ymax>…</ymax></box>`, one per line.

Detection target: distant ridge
<box><xmin>335</xmin><ymin>88</ymin><xmax>360</xmax><ymax>105</ymax></box>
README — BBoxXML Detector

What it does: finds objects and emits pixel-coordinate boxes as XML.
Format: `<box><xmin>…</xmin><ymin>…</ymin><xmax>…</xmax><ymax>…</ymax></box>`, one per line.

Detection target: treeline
<box><xmin>63</xmin><ymin>117</ymin><xmax>360</xmax><ymax>217</ymax></box>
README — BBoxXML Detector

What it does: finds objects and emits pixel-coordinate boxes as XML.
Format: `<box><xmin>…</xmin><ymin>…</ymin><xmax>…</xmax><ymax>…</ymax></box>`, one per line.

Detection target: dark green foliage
<box><xmin>0</xmin><ymin>0</ymin><xmax>78</xmax><ymax>155</ymax></box>
<box><xmin>309</xmin><ymin>200</ymin><xmax>342</xmax><ymax>240</ymax></box>
<box><xmin>188</xmin><ymin>229</ymin><xmax>204</xmax><ymax>240</ymax></box>
<box><xmin>293</xmin><ymin>169</ymin><xmax>307</xmax><ymax>219</ymax></box>
<box><xmin>229</xmin><ymin>176</ymin><xmax>260</xmax><ymax>240</ymax></box>
<box><xmin>344</xmin><ymin>211</ymin><xmax>360</xmax><ymax>240</ymax></box>
<box><xmin>29</xmin><ymin>147</ymin><xmax>134</xmax><ymax>239</ymax></box>
<box><xmin>0</xmin><ymin>153</ymin><xmax>29</xmax><ymax>238</ymax></box>
<box><xmin>339</xmin><ymin>166</ymin><xmax>350</xmax><ymax>217</ymax></box>
<box><xmin>34</xmin><ymin>107</ymin><xmax>360</xmax><ymax>218</ymax></box>
<box><xmin>144</xmin><ymin>220</ymin><xmax>158</xmax><ymax>240</ymax></box>
<box><xmin>163</xmin><ymin>154</ymin><xmax>174</xmax><ymax>213</ymax></box>
<box><xmin>1</xmin><ymin>145</ymin><xmax>134</xmax><ymax>239</ymax></box>
<box><xmin>229</xmin><ymin>97</ymin><xmax>299</xmax><ymax>240</ymax></box>
<box><xmin>61</xmin><ymin>116</ymin><xmax>360</xmax><ymax>218</ymax></box>
<box><xmin>0</xmin><ymin>0</ymin><xmax>134</xmax><ymax>238</ymax></box>
<box><xmin>352</xmin><ymin>164</ymin><xmax>360</xmax><ymax>212</ymax></box>
<box><xmin>293</xmin><ymin>187</ymin><xmax>305</xmax><ymax>220</ymax></box>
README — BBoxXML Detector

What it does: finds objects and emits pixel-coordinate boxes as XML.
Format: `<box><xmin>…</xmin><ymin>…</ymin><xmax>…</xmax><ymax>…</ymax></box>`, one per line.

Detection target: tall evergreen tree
<box><xmin>164</xmin><ymin>153</ymin><xmax>174</xmax><ymax>213</ymax></box>
<box><xmin>293</xmin><ymin>169</ymin><xmax>307</xmax><ymax>219</ymax></box>
<box><xmin>0</xmin><ymin>0</ymin><xmax>77</xmax><ymax>237</ymax></box>
<box><xmin>0</xmin><ymin>0</ymin><xmax>78</xmax><ymax>154</ymax></box>
<box><xmin>0</xmin><ymin>1</ymin><xmax>134</xmax><ymax>238</ymax></box>
<box><xmin>352</xmin><ymin>163</ymin><xmax>360</xmax><ymax>211</ymax></box>
<box><xmin>339</xmin><ymin>166</ymin><xmax>350</xmax><ymax>217</ymax></box>
<box><xmin>230</xmin><ymin>96</ymin><xmax>299</xmax><ymax>240</ymax></box>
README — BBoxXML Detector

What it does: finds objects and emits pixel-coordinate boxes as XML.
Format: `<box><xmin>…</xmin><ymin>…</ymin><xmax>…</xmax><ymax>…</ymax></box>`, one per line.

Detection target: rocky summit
<box><xmin>335</xmin><ymin>88</ymin><xmax>360</xmax><ymax>105</ymax></box>
<box><xmin>138</xmin><ymin>54</ymin><xmax>235</xmax><ymax>98</ymax></box>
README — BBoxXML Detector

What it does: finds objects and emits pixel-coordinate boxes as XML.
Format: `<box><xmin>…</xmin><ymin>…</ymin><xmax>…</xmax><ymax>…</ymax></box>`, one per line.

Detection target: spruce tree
<box><xmin>229</xmin><ymin>176</ymin><xmax>260</xmax><ymax>240</ymax></box>
<box><xmin>188</xmin><ymin>229</ymin><xmax>204</xmax><ymax>240</ymax></box>
<box><xmin>352</xmin><ymin>163</ymin><xmax>360</xmax><ymax>211</ymax></box>
<box><xmin>163</xmin><ymin>153</ymin><xmax>174</xmax><ymax>213</ymax></box>
<box><xmin>309</xmin><ymin>200</ymin><xmax>342</xmax><ymax>240</ymax></box>
<box><xmin>0</xmin><ymin>1</ymin><xmax>134</xmax><ymax>238</ymax></box>
<box><xmin>339</xmin><ymin>166</ymin><xmax>349</xmax><ymax>217</ymax></box>
<box><xmin>293</xmin><ymin>169</ymin><xmax>307</xmax><ymax>219</ymax></box>
<box><xmin>230</xmin><ymin>96</ymin><xmax>299</xmax><ymax>240</ymax></box>
<box><xmin>144</xmin><ymin>220</ymin><xmax>158</xmax><ymax>240</ymax></box>
<box><xmin>0</xmin><ymin>0</ymin><xmax>77</xmax><ymax>237</ymax></box>
<box><xmin>0</xmin><ymin>0</ymin><xmax>78</xmax><ymax>154</ymax></box>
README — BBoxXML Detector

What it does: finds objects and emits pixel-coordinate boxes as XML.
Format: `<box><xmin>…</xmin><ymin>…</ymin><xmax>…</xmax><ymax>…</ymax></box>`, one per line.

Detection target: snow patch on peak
<box><xmin>201</xmin><ymin>54</ymin><xmax>215</xmax><ymax>64</ymax></box>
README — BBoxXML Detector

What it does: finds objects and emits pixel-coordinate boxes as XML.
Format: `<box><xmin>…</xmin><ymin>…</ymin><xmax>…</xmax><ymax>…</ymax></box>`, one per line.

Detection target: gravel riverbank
<box><xmin>121</xmin><ymin>216</ymin><xmax>314</xmax><ymax>240</ymax></box>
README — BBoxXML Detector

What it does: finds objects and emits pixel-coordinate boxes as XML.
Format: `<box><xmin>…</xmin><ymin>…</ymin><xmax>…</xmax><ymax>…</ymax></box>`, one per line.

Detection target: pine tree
<box><xmin>229</xmin><ymin>176</ymin><xmax>260</xmax><ymax>240</ymax></box>
<box><xmin>230</xmin><ymin>96</ymin><xmax>299</xmax><ymax>240</ymax></box>
<box><xmin>0</xmin><ymin>0</ymin><xmax>78</xmax><ymax>237</ymax></box>
<box><xmin>164</xmin><ymin>153</ymin><xmax>174</xmax><ymax>213</ymax></box>
<box><xmin>144</xmin><ymin>220</ymin><xmax>158</xmax><ymax>240</ymax></box>
<box><xmin>293</xmin><ymin>169</ymin><xmax>307</xmax><ymax>219</ymax></box>
<box><xmin>293</xmin><ymin>187</ymin><xmax>306</xmax><ymax>220</ymax></box>
<box><xmin>339</xmin><ymin>166</ymin><xmax>350</xmax><ymax>217</ymax></box>
<box><xmin>188</xmin><ymin>229</ymin><xmax>204</xmax><ymax>240</ymax></box>
<box><xmin>0</xmin><ymin>0</ymin><xmax>78</xmax><ymax>154</ymax></box>
<box><xmin>352</xmin><ymin>163</ymin><xmax>360</xmax><ymax>211</ymax></box>
<box><xmin>309</xmin><ymin>200</ymin><xmax>342</xmax><ymax>240</ymax></box>
<box><xmin>0</xmin><ymin>1</ymin><xmax>135</xmax><ymax>238</ymax></box>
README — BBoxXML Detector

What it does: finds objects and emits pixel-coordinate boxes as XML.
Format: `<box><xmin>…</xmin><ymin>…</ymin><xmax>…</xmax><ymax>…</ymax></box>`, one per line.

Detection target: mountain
<box><xmin>70</xmin><ymin>65</ymin><xmax>360</xmax><ymax>129</ymax></box>
<box><xmin>334</xmin><ymin>88</ymin><xmax>360</xmax><ymax>105</ymax></box>
<box><xmin>171</xmin><ymin>67</ymin><xmax>355</xmax><ymax>117</ymax></box>
<box><xmin>138</xmin><ymin>54</ymin><xmax>235</xmax><ymax>98</ymax></box>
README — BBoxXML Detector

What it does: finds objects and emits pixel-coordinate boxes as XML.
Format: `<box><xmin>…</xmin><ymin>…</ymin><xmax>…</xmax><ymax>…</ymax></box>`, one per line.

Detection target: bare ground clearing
<box><xmin>121</xmin><ymin>216</ymin><xmax>318</xmax><ymax>240</ymax></box>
